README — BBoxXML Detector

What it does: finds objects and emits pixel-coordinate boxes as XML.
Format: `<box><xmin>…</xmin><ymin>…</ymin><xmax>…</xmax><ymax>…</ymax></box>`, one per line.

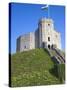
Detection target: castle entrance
<box><xmin>48</xmin><ymin>44</ymin><xmax>50</xmax><ymax>49</ymax></box>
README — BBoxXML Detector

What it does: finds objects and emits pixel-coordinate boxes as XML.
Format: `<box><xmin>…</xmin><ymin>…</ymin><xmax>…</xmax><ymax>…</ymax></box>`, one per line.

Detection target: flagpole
<box><xmin>48</xmin><ymin>5</ymin><xmax>49</xmax><ymax>18</ymax></box>
<box><xmin>41</xmin><ymin>5</ymin><xmax>50</xmax><ymax>18</ymax></box>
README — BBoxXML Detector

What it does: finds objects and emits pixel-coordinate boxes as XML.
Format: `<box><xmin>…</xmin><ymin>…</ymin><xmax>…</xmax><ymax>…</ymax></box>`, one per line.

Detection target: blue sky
<box><xmin>10</xmin><ymin>3</ymin><xmax>65</xmax><ymax>54</ymax></box>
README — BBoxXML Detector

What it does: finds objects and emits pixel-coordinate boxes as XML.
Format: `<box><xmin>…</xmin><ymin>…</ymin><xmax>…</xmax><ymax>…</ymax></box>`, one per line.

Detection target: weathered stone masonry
<box><xmin>16</xmin><ymin>18</ymin><xmax>61</xmax><ymax>52</ymax></box>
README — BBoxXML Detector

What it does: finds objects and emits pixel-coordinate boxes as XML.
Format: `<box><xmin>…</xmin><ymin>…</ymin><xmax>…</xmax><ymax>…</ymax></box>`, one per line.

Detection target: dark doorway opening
<box><xmin>51</xmin><ymin>44</ymin><xmax>53</xmax><ymax>49</ymax></box>
<box><xmin>48</xmin><ymin>44</ymin><xmax>50</xmax><ymax>49</ymax></box>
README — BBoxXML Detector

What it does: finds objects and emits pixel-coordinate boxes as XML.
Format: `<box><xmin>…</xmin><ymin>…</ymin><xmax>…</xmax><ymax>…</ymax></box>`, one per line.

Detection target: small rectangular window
<box><xmin>48</xmin><ymin>37</ymin><xmax>50</xmax><ymax>41</ymax></box>
<box><xmin>48</xmin><ymin>24</ymin><xmax>50</xmax><ymax>26</ymax></box>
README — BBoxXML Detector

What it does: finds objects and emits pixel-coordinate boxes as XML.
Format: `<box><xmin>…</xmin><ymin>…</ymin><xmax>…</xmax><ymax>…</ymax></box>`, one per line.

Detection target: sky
<box><xmin>10</xmin><ymin>3</ymin><xmax>65</xmax><ymax>54</ymax></box>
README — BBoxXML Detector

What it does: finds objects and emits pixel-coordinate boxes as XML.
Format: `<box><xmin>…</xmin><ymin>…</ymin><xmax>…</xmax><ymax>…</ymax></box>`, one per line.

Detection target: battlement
<box><xmin>16</xmin><ymin>18</ymin><xmax>61</xmax><ymax>52</ymax></box>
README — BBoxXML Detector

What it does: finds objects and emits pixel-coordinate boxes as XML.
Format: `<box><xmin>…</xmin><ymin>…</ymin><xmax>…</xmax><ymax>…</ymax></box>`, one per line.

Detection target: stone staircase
<box><xmin>54</xmin><ymin>48</ymin><xmax>65</xmax><ymax>63</ymax></box>
<box><xmin>46</xmin><ymin>48</ymin><xmax>65</xmax><ymax>64</ymax></box>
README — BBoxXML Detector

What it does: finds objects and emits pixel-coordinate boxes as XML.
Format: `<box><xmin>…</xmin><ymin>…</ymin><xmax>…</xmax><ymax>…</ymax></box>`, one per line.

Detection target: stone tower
<box><xmin>37</xmin><ymin>18</ymin><xmax>61</xmax><ymax>49</ymax></box>
<box><xmin>16</xmin><ymin>32</ymin><xmax>35</xmax><ymax>52</ymax></box>
<box><xmin>16</xmin><ymin>18</ymin><xmax>61</xmax><ymax>52</ymax></box>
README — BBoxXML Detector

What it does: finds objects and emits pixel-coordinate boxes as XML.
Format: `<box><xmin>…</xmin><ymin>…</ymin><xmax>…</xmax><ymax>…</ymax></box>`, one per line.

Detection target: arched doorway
<box><xmin>48</xmin><ymin>44</ymin><xmax>50</xmax><ymax>49</ymax></box>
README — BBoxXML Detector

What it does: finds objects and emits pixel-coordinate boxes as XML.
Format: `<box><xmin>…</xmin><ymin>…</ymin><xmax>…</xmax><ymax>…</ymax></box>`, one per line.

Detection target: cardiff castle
<box><xmin>16</xmin><ymin>18</ymin><xmax>61</xmax><ymax>52</ymax></box>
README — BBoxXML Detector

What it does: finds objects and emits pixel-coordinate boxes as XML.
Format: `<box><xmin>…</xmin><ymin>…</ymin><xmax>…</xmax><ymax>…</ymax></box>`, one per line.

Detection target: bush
<box><xmin>56</xmin><ymin>64</ymin><xmax>65</xmax><ymax>83</ymax></box>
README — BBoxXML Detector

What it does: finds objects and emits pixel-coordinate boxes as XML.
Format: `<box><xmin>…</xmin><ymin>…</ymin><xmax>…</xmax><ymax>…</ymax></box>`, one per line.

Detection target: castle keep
<box><xmin>16</xmin><ymin>18</ymin><xmax>61</xmax><ymax>52</ymax></box>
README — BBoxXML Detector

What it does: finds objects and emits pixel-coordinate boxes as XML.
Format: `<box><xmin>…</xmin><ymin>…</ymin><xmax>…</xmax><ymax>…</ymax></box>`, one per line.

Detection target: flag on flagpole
<box><xmin>41</xmin><ymin>5</ymin><xmax>49</xmax><ymax>10</ymax></box>
<box><xmin>41</xmin><ymin>5</ymin><xmax>50</xmax><ymax>18</ymax></box>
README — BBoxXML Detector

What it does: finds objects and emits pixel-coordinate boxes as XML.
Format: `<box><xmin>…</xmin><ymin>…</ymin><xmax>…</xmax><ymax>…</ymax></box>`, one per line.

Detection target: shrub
<box><xmin>56</xmin><ymin>64</ymin><xmax>65</xmax><ymax>83</ymax></box>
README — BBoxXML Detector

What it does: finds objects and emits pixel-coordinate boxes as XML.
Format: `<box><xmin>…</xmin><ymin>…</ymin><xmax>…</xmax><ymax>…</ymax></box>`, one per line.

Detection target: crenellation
<box><xmin>16</xmin><ymin>18</ymin><xmax>61</xmax><ymax>52</ymax></box>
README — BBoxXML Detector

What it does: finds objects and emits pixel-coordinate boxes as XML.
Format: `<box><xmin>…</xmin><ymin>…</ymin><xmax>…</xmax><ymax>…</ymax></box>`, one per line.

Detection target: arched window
<box><xmin>48</xmin><ymin>37</ymin><xmax>50</xmax><ymax>41</ymax></box>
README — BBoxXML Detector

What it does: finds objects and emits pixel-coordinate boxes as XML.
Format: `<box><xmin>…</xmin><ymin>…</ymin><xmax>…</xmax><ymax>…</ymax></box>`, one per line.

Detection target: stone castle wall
<box><xmin>16</xmin><ymin>32</ymin><xmax>35</xmax><ymax>52</ymax></box>
<box><xmin>16</xmin><ymin>18</ymin><xmax>61</xmax><ymax>52</ymax></box>
<box><xmin>38</xmin><ymin>18</ymin><xmax>61</xmax><ymax>49</ymax></box>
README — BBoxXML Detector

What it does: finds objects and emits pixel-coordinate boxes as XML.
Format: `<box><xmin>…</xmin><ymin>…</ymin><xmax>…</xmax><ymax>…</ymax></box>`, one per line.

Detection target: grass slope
<box><xmin>11</xmin><ymin>48</ymin><xmax>62</xmax><ymax>87</ymax></box>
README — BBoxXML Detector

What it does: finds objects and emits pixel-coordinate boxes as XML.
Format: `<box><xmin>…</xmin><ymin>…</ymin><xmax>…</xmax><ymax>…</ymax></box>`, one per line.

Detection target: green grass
<box><xmin>11</xmin><ymin>48</ymin><xmax>63</xmax><ymax>87</ymax></box>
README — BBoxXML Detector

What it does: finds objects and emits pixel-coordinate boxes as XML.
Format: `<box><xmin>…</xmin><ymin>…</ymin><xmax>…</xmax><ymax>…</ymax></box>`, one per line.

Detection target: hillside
<box><xmin>11</xmin><ymin>48</ymin><xmax>62</xmax><ymax>87</ymax></box>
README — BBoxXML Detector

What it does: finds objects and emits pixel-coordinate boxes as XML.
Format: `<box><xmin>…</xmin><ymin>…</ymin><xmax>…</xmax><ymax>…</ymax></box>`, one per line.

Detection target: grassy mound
<box><xmin>11</xmin><ymin>48</ymin><xmax>62</xmax><ymax>87</ymax></box>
